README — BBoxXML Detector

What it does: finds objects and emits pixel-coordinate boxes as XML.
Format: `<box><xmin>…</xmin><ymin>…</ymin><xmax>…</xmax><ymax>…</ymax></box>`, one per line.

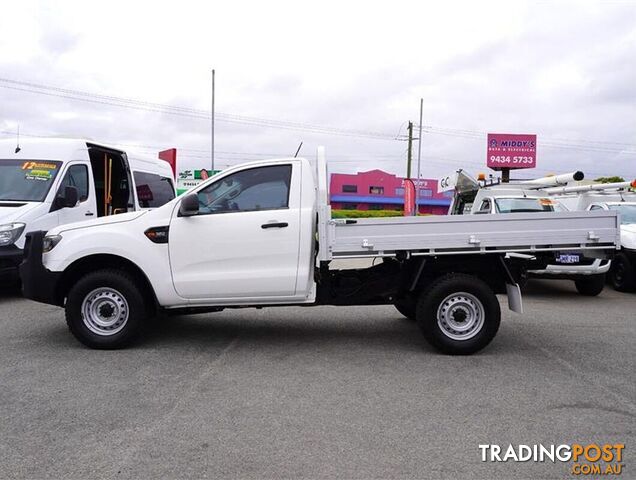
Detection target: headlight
<box><xmin>0</xmin><ymin>223</ymin><xmax>26</xmax><ymax>247</ymax></box>
<box><xmin>42</xmin><ymin>234</ymin><xmax>63</xmax><ymax>253</ymax></box>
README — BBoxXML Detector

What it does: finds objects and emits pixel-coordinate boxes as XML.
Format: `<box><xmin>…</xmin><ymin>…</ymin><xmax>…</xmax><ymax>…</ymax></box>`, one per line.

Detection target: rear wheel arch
<box><xmin>57</xmin><ymin>254</ymin><xmax>158</xmax><ymax>315</ymax></box>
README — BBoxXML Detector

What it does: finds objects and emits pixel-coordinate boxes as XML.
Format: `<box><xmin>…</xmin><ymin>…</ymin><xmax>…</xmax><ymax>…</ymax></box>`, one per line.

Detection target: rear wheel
<box><xmin>65</xmin><ymin>269</ymin><xmax>147</xmax><ymax>349</ymax></box>
<box><xmin>574</xmin><ymin>274</ymin><xmax>605</xmax><ymax>296</ymax></box>
<box><xmin>416</xmin><ymin>273</ymin><xmax>500</xmax><ymax>355</ymax></box>
<box><xmin>609</xmin><ymin>253</ymin><xmax>636</xmax><ymax>292</ymax></box>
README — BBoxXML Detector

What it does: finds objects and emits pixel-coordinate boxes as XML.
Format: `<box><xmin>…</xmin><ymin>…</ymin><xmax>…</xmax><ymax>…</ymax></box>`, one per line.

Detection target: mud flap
<box><xmin>506</xmin><ymin>283</ymin><xmax>523</xmax><ymax>314</ymax></box>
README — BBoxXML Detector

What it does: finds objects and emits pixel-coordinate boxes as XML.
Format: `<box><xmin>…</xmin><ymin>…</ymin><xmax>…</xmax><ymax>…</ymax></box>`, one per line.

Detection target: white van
<box><xmin>0</xmin><ymin>138</ymin><xmax>176</xmax><ymax>284</ymax></box>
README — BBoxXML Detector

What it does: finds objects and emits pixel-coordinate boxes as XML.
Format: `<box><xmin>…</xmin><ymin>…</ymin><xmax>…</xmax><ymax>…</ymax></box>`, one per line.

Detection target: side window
<box><xmin>59</xmin><ymin>164</ymin><xmax>89</xmax><ymax>202</ymax></box>
<box><xmin>590</xmin><ymin>205</ymin><xmax>602</xmax><ymax>210</ymax></box>
<box><xmin>196</xmin><ymin>165</ymin><xmax>292</xmax><ymax>215</ymax></box>
<box><xmin>133</xmin><ymin>171</ymin><xmax>176</xmax><ymax>208</ymax></box>
<box><xmin>478</xmin><ymin>199</ymin><xmax>491</xmax><ymax>213</ymax></box>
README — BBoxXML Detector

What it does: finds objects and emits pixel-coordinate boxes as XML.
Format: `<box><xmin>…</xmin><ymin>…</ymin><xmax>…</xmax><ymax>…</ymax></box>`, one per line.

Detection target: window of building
<box><xmin>419</xmin><ymin>188</ymin><xmax>433</xmax><ymax>197</ymax></box>
<box><xmin>395</xmin><ymin>187</ymin><xmax>405</xmax><ymax>196</ymax></box>
<box><xmin>59</xmin><ymin>164</ymin><xmax>89</xmax><ymax>202</ymax></box>
<box><xmin>369</xmin><ymin>186</ymin><xmax>384</xmax><ymax>195</ymax></box>
<box><xmin>369</xmin><ymin>204</ymin><xmax>383</xmax><ymax>210</ymax></box>
<box><xmin>133</xmin><ymin>171</ymin><xmax>176</xmax><ymax>208</ymax></box>
<box><xmin>342</xmin><ymin>203</ymin><xmax>358</xmax><ymax>210</ymax></box>
<box><xmin>342</xmin><ymin>184</ymin><xmax>357</xmax><ymax>193</ymax></box>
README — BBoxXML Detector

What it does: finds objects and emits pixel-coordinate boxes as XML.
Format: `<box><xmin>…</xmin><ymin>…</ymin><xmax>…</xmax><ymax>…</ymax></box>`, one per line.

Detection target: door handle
<box><xmin>261</xmin><ymin>222</ymin><xmax>288</xmax><ymax>229</ymax></box>
<box><xmin>85</xmin><ymin>211</ymin><xmax>95</xmax><ymax>216</ymax></box>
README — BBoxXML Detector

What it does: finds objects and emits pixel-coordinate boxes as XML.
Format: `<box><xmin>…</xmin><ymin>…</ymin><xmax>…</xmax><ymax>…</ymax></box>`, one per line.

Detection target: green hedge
<box><xmin>332</xmin><ymin>209</ymin><xmax>413</xmax><ymax>218</ymax></box>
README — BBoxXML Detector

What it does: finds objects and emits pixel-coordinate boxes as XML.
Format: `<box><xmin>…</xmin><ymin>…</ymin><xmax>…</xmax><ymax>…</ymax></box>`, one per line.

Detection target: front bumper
<box><xmin>528</xmin><ymin>258</ymin><xmax>611</xmax><ymax>277</ymax></box>
<box><xmin>19</xmin><ymin>231</ymin><xmax>63</xmax><ymax>306</ymax></box>
<box><xmin>0</xmin><ymin>245</ymin><xmax>23</xmax><ymax>283</ymax></box>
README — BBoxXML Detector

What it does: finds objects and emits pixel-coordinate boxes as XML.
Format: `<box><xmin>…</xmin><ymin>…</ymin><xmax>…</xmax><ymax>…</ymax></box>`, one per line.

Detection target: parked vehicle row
<box><xmin>19</xmin><ymin>146</ymin><xmax>619</xmax><ymax>354</ymax></box>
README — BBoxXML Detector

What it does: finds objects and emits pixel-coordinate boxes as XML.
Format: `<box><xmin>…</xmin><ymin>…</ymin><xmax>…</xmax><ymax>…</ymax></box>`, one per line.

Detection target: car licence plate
<box><xmin>556</xmin><ymin>254</ymin><xmax>580</xmax><ymax>264</ymax></box>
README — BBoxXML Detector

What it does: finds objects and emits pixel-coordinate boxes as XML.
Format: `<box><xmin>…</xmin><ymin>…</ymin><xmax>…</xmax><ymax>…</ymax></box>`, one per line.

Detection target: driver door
<box><xmin>168</xmin><ymin>162</ymin><xmax>302</xmax><ymax>301</ymax></box>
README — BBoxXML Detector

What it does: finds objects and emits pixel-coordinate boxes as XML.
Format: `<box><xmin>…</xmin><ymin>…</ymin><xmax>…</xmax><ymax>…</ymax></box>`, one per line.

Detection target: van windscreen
<box><xmin>0</xmin><ymin>160</ymin><xmax>63</xmax><ymax>202</ymax></box>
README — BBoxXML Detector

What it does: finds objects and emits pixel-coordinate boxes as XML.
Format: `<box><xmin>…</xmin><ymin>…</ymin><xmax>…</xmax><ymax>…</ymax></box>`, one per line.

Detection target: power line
<box><xmin>2</xmin><ymin>76</ymin><xmax>633</xmax><ymax>154</ymax></box>
<box><xmin>0</xmin><ymin>78</ymin><xmax>401</xmax><ymax>141</ymax></box>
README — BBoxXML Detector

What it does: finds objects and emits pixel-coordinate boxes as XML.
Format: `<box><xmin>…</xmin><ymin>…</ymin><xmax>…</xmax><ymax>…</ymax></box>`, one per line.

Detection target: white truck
<box><xmin>20</xmin><ymin>149</ymin><xmax>620</xmax><ymax>354</ymax></box>
<box><xmin>0</xmin><ymin>138</ymin><xmax>176</xmax><ymax>285</ymax></box>
<box><xmin>548</xmin><ymin>181</ymin><xmax>636</xmax><ymax>292</ymax></box>
<box><xmin>447</xmin><ymin>171</ymin><xmax>611</xmax><ymax>296</ymax></box>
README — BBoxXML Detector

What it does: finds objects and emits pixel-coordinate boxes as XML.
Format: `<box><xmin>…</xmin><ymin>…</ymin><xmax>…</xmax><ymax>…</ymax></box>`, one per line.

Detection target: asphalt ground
<box><xmin>0</xmin><ymin>280</ymin><xmax>634</xmax><ymax>480</ymax></box>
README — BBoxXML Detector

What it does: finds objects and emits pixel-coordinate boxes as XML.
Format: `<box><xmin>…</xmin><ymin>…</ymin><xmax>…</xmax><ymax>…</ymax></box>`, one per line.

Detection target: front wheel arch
<box><xmin>57</xmin><ymin>254</ymin><xmax>158</xmax><ymax>316</ymax></box>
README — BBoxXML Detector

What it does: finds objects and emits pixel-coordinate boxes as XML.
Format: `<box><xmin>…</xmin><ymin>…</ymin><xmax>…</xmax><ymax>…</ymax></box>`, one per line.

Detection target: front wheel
<box><xmin>416</xmin><ymin>273</ymin><xmax>501</xmax><ymax>355</ymax></box>
<box><xmin>65</xmin><ymin>269</ymin><xmax>147</xmax><ymax>349</ymax></box>
<box><xmin>574</xmin><ymin>275</ymin><xmax>605</xmax><ymax>296</ymax></box>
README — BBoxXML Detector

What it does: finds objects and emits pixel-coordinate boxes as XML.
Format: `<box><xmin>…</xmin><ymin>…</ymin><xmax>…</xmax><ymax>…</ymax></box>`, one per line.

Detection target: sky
<box><xmin>0</xmin><ymin>0</ymin><xmax>635</xmax><ymax>181</ymax></box>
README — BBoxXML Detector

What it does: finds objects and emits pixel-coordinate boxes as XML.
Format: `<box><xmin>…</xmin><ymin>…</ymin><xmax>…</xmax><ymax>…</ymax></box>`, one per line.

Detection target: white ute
<box><xmin>20</xmin><ymin>149</ymin><xmax>620</xmax><ymax>354</ymax></box>
<box><xmin>549</xmin><ymin>181</ymin><xmax>636</xmax><ymax>292</ymax></box>
<box><xmin>447</xmin><ymin>171</ymin><xmax>612</xmax><ymax>296</ymax></box>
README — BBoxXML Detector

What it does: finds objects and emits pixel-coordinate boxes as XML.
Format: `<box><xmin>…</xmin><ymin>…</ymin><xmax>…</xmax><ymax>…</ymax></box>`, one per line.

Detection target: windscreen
<box><xmin>0</xmin><ymin>160</ymin><xmax>62</xmax><ymax>202</ymax></box>
<box><xmin>609</xmin><ymin>204</ymin><xmax>636</xmax><ymax>225</ymax></box>
<box><xmin>495</xmin><ymin>197</ymin><xmax>564</xmax><ymax>213</ymax></box>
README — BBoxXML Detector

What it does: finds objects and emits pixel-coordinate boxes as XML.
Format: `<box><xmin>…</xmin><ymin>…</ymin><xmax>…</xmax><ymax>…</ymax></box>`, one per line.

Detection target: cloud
<box><xmin>0</xmin><ymin>0</ymin><xmax>634</xmax><ymax>180</ymax></box>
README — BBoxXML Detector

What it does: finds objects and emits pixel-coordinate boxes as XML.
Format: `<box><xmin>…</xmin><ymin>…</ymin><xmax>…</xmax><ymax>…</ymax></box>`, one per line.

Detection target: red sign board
<box><xmin>158</xmin><ymin>148</ymin><xmax>177</xmax><ymax>179</ymax></box>
<box><xmin>487</xmin><ymin>133</ymin><xmax>536</xmax><ymax>170</ymax></box>
<box><xmin>403</xmin><ymin>178</ymin><xmax>416</xmax><ymax>216</ymax></box>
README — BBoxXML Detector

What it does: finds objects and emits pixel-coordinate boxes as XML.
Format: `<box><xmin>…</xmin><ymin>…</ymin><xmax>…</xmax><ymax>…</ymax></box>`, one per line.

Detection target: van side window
<box><xmin>196</xmin><ymin>165</ymin><xmax>292</xmax><ymax>215</ymax></box>
<box><xmin>133</xmin><ymin>172</ymin><xmax>176</xmax><ymax>208</ymax></box>
<box><xmin>59</xmin><ymin>165</ymin><xmax>89</xmax><ymax>202</ymax></box>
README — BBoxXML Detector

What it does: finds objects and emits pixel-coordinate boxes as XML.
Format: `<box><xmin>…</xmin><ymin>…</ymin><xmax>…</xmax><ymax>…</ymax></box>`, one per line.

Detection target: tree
<box><xmin>594</xmin><ymin>176</ymin><xmax>625</xmax><ymax>184</ymax></box>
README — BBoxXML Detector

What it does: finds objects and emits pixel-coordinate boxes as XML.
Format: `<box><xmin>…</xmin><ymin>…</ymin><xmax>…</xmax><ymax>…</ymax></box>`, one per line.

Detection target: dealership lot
<box><xmin>0</xmin><ymin>281</ymin><xmax>633</xmax><ymax>480</ymax></box>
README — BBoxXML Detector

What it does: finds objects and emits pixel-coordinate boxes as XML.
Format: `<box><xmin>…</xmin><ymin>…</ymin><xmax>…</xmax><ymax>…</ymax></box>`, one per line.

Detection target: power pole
<box><xmin>406</xmin><ymin>121</ymin><xmax>413</xmax><ymax>178</ymax></box>
<box><xmin>211</xmin><ymin>69</ymin><xmax>215</xmax><ymax>171</ymax></box>
<box><xmin>415</xmin><ymin>98</ymin><xmax>423</xmax><ymax>215</ymax></box>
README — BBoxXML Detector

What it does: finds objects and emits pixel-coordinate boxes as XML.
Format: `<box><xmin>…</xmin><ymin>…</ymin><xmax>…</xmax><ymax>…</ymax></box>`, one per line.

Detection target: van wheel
<box><xmin>65</xmin><ymin>270</ymin><xmax>146</xmax><ymax>349</ymax></box>
<box><xmin>416</xmin><ymin>273</ymin><xmax>500</xmax><ymax>355</ymax></box>
<box><xmin>394</xmin><ymin>297</ymin><xmax>417</xmax><ymax>321</ymax></box>
<box><xmin>574</xmin><ymin>275</ymin><xmax>605</xmax><ymax>296</ymax></box>
<box><xmin>609</xmin><ymin>253</ymin><xmax>636</xmax><ymax>292</ymax></box>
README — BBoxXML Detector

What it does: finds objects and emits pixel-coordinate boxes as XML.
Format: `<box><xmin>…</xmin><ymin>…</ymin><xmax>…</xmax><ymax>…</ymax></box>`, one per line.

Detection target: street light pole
<box><xmin>211</xmin><ymin>69</ymin><xmax>215</xmax><ymax>171</ymax></box>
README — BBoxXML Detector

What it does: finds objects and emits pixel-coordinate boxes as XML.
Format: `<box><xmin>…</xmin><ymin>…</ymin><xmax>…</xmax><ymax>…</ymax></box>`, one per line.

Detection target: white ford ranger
<box><xmin>20</xmin><ymin>149</ymin><xmax>620</xmax><ymax>354</ymax></box>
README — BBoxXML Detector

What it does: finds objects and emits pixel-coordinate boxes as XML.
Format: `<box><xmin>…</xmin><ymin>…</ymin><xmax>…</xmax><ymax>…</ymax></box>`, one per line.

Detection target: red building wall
<box><xmin>330</xmin><ymin>169</ymin><xmax>452</xmax><ymax>215</ymax></box>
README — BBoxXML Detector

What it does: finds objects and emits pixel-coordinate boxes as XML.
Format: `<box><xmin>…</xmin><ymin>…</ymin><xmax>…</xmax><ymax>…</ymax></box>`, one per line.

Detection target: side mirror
<box><xmin>178</xmin><ymin>193</ymin><xmax>200</xmax><ymax>217</ymax></box>
<box><xmin>53</xmin><ymin>186</ymin><xmax>79</xmax><ymax>211</ymax></box>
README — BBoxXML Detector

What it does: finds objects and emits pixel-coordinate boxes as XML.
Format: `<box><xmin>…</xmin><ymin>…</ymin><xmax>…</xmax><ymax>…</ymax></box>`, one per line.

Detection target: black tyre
<box><xmin>416</xmin><ymin>273</ymin><xmax>500</xmax><ymax>355</ymax></box>
<box><xmin>394</xmin><ymin>297</ymin><xmax>417</xmax><ymax>321</ymax></box>
<box><xmin>609</xmin><ymin>253</ymin><xmax>636</xmax><ymax>292</ymax></box>
<box><xmin>574</xmin><ymin>275</ymin><xmax>605</xmax><ymax>296</ymax></box>
<box><xmin>65</xmin><ymin>269</ymin><xmax>147</xmax><ymax>349</ymax></box>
